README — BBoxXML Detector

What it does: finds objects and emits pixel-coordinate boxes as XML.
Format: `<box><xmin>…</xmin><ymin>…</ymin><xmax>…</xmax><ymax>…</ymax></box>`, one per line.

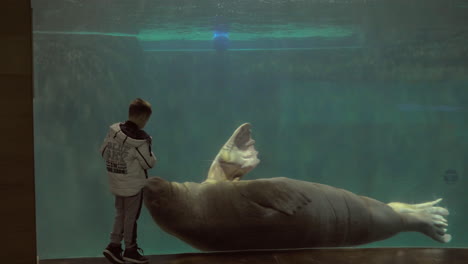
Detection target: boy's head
<box><xmin>128</xmin><ymin>98</ymin><xmax>152</xmax><ymax>129</ymax></box>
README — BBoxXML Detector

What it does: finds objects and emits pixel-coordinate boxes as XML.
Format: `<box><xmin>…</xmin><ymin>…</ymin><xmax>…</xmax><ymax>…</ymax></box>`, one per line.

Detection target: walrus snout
<box><xmin>145</xmin><ymin>177</ymin><xmax>172</xmax><ymax>199</ymax></box>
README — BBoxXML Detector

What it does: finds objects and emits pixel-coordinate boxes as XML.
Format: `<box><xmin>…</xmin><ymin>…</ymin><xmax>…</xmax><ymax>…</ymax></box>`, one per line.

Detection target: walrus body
<box><xmin>144</xmin><ymin>123</ymin><xmax>451</xmax><ymax>251</ymax></box>
<box><xmin>145</xmin><ymin>177</ymin><xmax>404</xmax><ymax>250</ymax></box>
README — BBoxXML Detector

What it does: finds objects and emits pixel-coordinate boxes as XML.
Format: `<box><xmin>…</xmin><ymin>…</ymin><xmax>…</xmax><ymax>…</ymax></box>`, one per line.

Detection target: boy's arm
<box><xmin>99</xmin><ymin>132</ymin><xmax>110</xmax><ymax>158</ymax></box>
<box><xmin>135</xmin><ymin>138</ymin><xmax>157</xmax><ymax>169</ymax></box>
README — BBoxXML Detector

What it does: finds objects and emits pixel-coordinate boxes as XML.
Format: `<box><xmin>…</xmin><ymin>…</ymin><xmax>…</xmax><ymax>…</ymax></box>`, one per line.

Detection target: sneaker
<box><xmin>123</xmin><ymin>246</ymin><xmax>149</xmax><ymax>264</ymax></box>
<box><xmin>103</xmin><ymin>243</ymin><xmax>124</xmax><ymax>264</ymax></box>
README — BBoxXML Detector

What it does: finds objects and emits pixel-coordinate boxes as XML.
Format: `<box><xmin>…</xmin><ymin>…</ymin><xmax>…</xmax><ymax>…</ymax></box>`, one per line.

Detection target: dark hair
<box><xmin>129</xmin><ymin>98</ymin><xmax>152</xmax><ymax>118</ymax></box>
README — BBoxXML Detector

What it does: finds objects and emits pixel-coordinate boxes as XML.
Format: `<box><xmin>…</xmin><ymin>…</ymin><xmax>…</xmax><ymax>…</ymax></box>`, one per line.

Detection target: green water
<box><xmin>32</xmin><ymin>0</ymin><xmax>468</xmax><ymax>260</ymax></box>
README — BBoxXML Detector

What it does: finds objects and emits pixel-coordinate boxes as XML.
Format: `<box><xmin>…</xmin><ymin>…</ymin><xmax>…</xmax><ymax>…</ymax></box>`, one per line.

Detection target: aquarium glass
<box><xmin>32</xmin><ymin>0</ymin><xmax>468</xmax><ymax>259</ymax></box>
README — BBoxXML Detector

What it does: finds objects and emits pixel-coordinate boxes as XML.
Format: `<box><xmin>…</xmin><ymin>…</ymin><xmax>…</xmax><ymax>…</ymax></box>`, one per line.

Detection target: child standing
<box><xmin>100</xmin><ymin>98</ymin><xmax>157</xmax><ymax>264</ymax></box>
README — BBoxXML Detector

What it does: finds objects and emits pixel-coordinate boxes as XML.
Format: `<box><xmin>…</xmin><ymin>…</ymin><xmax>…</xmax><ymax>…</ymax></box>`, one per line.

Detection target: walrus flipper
<box><xmin>206</xmin><ymin>123</ymin><xmax>260</xmax><ymax>182</ymax></box>
<box><xmin>235</xmin><ymin>178</ymin><xmax>311</xmax><ymax>216</ymax></box>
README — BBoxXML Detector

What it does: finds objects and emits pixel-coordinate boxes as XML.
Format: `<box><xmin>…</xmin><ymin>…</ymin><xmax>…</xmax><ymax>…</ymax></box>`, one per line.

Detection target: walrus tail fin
<box><xmin>388</xmin><ymin>198</ymin><xmax>452</xmax><ymax>243</ymax></box>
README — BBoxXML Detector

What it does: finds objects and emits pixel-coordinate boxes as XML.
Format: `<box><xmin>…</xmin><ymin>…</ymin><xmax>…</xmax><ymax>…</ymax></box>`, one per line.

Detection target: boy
<box><xmin>100</xmin><ymin>98</ymin><xmax>157</xmax><ymax>264</ymax></box>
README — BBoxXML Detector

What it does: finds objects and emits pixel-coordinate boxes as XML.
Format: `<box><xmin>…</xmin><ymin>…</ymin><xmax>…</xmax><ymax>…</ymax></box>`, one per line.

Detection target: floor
<box><xmin>40</xmin><ymin>248</ymin><xmax>468</xmax><ymax>264</ymax></box>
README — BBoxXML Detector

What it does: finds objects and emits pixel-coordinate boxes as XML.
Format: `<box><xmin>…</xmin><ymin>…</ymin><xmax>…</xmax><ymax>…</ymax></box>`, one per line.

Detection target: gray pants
<box><xmin>110</xmin><ymin>190</ymin><xmax>143</xmax><ymax>248</ymax></box>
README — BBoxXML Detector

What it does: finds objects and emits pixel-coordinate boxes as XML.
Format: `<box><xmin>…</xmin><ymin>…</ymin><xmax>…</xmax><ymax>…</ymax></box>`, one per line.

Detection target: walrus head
<box><xmin>205</xmin><ymin>123</ymin><xmax>260</xmax><ymax>182</ymax></box>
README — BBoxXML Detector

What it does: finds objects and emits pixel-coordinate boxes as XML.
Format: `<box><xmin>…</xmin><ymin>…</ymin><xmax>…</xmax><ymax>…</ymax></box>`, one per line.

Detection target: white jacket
<box><xmin>100</xmin><ymin>122</ymin><xmax>157</xmax><ymax>196</ymax></box>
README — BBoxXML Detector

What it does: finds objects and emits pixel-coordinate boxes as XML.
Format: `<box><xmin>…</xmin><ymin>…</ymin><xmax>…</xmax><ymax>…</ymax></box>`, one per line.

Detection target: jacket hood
<box><xmin>109</xmin><ymin>123</ymin><xmax>147</xmax><ymax>148</ymax></box>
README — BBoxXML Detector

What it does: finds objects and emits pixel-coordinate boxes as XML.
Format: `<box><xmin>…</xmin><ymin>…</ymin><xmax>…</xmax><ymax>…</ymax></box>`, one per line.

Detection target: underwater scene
<box><xmin>32</xmin><ymin>0</ymin><xmax>468</xmax><ymax>260</ymax></box>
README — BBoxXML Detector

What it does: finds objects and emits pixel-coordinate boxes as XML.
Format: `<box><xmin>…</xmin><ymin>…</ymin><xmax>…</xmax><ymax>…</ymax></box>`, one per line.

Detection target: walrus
<box><xmin>144</xmin><ymin>123</ymin><xmax>451</xmax><ymax>251</ymax></box>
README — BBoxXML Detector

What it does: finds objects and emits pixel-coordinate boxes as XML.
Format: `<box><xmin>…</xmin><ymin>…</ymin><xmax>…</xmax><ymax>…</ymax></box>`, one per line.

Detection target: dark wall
<box><xmin>0</xmin><ymin>1</ymin><xmax>36</xmax><ymax>264</ymax></box>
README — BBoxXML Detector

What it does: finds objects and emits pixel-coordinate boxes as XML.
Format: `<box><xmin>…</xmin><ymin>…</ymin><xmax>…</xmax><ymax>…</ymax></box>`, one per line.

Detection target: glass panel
<box><xmin>32</xmin><ymin>0</ymin><xmax>468</xmax><ymax>259</ymax></box>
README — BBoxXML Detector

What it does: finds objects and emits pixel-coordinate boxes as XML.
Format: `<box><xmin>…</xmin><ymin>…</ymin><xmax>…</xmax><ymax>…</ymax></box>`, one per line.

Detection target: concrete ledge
<box><xmin>40</xmin><ymin>248</ymin><xmax>468</xmax><ymax>264</ymax></box>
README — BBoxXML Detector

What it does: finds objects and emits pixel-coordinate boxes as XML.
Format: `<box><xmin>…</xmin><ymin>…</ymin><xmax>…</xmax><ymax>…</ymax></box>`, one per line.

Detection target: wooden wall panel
<box><xmin>0</xmin><ymin>1</ymin><xmax>36</xmax><ymax>264</ymax></box>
